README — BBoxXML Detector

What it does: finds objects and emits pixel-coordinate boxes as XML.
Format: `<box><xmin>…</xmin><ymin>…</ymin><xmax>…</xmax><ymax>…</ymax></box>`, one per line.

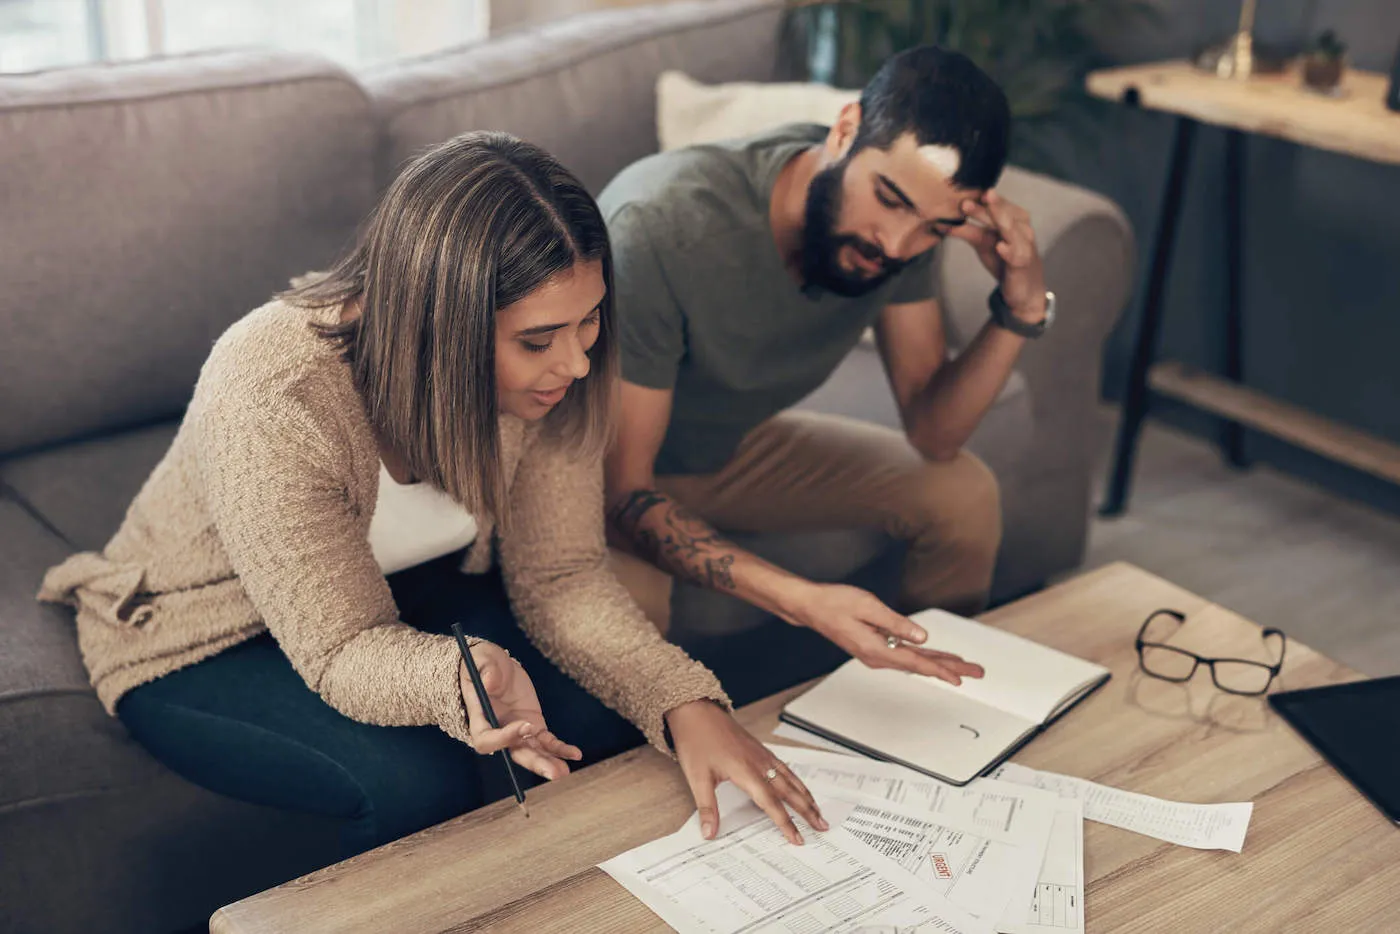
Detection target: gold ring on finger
<box><xmin>885</xmin><ymin>633</ymin><xmax>901</xmax><ymax>650</ymax></box>
<box><xmin>764</xmin><ymin>767</ymin><xmax>779</xmax><ymax>783</ymax></box>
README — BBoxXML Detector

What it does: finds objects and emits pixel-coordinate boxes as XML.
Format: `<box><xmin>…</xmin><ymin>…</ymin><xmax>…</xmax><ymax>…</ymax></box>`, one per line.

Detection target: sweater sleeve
<box><xmin>498</xmin><ymin>434</ymin><xmax>730</xmax><ymax>754</ymax></box>
<box><xmin>189</xmin><ymin>381</ymin><xmax>474</xmax><ymax>747</ymax></box>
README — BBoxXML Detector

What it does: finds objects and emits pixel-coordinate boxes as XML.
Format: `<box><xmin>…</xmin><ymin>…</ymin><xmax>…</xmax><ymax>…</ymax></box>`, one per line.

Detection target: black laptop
<box><xmin>1269</xmin><ymin>676</ymin><xmax>1400</xmax><ymax>826</ymax></box>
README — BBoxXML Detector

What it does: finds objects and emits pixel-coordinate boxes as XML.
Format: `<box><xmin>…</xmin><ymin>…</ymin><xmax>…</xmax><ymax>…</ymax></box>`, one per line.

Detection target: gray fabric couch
<box><xmin>0</xmin><ymin>2</ymin><xmax>1133</xmax><ymax>931</ymax></box>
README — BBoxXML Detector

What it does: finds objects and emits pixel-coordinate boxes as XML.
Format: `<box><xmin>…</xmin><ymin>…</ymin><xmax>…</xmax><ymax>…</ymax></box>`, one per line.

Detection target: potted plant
<box><xmin>782</xmin><ymin>0</ymin><xmax>1155</xmax><ymax>175</ymax></box>
<box><xmin>1301</xmin><ymin>29</ymin><xmax>1346</xmax><ymax>94</ymax></box>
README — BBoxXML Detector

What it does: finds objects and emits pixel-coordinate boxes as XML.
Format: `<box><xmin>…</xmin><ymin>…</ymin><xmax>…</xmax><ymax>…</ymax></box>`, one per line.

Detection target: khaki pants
<box><xmin>609</xmin><ymin>411</ymin><xmax>1002</xmax><ymax>634</ymax></box>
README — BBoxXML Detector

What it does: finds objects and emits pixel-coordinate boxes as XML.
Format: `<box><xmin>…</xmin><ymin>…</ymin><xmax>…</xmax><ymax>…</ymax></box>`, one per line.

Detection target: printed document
<box><xmin>772</xmin><ymin>745</ymin><xmax>1056</xmax><ymax>838</ymax></box>
<box><xmin>990</xmin><ymin>762</ymin><xmax>1252</xmax><ymax>852</ymax></box>
<box><xmin>599</xmin><ymin>782</ymin><xmax>989</xmax><ymax>934</ymax></box>
<box><xmin>771</xmin><ymin>746</ymin><xmax>1057</xmax><ymax>928</ymax></box>
<box><xmin>999</xmin><ymin>796</ymin><xmax>1084</xmax><ymax>934</ymax></box>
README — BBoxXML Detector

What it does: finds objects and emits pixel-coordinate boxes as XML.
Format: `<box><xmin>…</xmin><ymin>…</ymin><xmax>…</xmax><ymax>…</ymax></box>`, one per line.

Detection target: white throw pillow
<box><xmin>656</xmin><ymin>71</ymin><xmax>860</xmax><ymax>152</ymax></box>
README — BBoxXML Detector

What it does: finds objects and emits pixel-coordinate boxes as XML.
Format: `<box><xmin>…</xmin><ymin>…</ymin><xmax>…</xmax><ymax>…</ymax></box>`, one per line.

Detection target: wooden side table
<box><xmin>1089</xmin><ymin>60</ymin><xmax>1400</xmax><ymax>515</ymax></box>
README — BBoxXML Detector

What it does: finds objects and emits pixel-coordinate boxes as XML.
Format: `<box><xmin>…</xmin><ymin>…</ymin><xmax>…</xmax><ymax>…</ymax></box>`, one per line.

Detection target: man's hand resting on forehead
<box><xmin>950</xmin><ymin>189</ymin><xmax>1049</xmax><ymax>323</ymax></box>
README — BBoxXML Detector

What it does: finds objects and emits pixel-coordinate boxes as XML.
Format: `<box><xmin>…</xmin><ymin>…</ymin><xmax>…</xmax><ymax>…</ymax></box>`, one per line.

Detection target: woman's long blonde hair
<box><xmin>285</xmin><ymin>131</ymin><xmax>617</xmax><ymax>523</ymax></box>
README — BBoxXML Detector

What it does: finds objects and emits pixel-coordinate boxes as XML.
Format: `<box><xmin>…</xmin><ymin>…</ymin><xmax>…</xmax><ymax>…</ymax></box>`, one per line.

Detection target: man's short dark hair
<box><xmin>854</xmin><ymin>45</ymin><xmax>1011</xmax><ymax>191</ymax></box>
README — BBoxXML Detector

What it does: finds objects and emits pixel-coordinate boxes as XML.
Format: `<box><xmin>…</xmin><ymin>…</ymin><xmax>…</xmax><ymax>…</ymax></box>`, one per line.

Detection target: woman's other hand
<box><xmin>460</xmin><ymin>640</ymin><xmax>582</xmax><ymax>780</ymax></box>
<box><xmin>666</xmin><ymin>699</ymin><xmax>827</xmax><ymax>845</ymax></box>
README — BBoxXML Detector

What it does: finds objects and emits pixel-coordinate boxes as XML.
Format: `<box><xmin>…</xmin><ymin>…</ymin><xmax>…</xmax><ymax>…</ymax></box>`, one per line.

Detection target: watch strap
<box><xmin>988</xmin><ymin>287</ymin><xmax>1052</xmax><ymax>338</ymax></box>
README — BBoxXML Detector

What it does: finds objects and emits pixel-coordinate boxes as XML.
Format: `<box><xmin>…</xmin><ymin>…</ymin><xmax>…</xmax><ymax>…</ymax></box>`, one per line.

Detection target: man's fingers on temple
<box><xmin>948</xmin><ymin>223</ymin><xmax>995</xmax><ymax>247</ymax></box>
<box><xmin>961</xmin><ymin>199</ymin><xmax>998</xmax><ymax>228</ymax></box>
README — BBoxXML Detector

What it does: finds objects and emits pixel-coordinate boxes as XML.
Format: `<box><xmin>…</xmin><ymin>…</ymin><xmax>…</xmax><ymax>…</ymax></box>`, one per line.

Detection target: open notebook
<box><xmin>781</xmin><ymin>609</ymin><xmax>1110</xmax><ymax>785</ymax></box>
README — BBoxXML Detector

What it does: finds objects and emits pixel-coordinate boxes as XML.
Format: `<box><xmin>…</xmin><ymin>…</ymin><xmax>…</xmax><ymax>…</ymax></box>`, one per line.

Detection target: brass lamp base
<box><xmin>1193</xmin><ymin>33</ymin><xmax>1290</xmax><ymax>79</ymax></box>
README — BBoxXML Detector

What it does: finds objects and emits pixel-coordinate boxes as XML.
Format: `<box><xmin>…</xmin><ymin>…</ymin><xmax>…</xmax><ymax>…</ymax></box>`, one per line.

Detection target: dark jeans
<box><xmin>117</xmin><ymin>553</ymin><xmax>643</xmax><ymax>858</ymax></box>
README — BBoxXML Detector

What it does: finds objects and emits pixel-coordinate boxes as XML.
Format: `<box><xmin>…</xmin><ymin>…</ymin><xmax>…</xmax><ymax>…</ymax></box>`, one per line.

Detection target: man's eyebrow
<box><xmin>878</xmin><ymin>174</ymin><xmax>968</xmax><ymax>226</ymax></box>
<box><xmin>877</xmin><ymin>174</ymin><xmax>917</xmax><ymax>210</ymax></box>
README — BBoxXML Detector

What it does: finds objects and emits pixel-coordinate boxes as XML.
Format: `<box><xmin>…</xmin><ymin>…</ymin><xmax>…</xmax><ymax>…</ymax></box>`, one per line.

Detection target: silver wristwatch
<box><xmin>989</xmin><ymin>287</ymin><xmax>1056</xmax><ymax>338</ymax></box>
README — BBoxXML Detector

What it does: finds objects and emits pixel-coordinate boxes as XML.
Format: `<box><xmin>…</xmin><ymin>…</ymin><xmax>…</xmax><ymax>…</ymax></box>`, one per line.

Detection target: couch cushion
<box><xmin>0</xmin><ymin>498</ymin><xmax>343</xmax><ymax>933</ymax></box>
<box><xmin>0</xmin><ymin>50</ymin><xmax>376</xmax><ymax>457</ymax></box>
<box><xmin>797</xmin><ymin>343</ymin><xmax>1034</xmax><ymax>475</ymax></box>
<box><xmin>0</xmin><ymin>498</ymin><xmax>89</xmax><ymax>699</ymax></box>
<box><xmin>0</xmin><ymin>498</ymin><xmax>150</xmax><ymax>808</ymax></box>
<box><xmin>362</xmin><ymin>0</ymin><xmax>785</xmax><ymax>193</ymax></box>
<box><xmin>656</xmin><ymin>70</ymin><xmax>858</xmax><ymax>152</ymax></box>
<box><xmin>0</xmin><ymin>421</ymin><xmax>179</xmax><ymax>552</ymax></box>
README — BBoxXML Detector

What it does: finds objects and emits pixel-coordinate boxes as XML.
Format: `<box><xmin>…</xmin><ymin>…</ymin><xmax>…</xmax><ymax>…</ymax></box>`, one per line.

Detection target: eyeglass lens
<box><xmin>1139</xmin><ymin>613</ymin><xmax>1281</xmax><ymax>694</ymax></box>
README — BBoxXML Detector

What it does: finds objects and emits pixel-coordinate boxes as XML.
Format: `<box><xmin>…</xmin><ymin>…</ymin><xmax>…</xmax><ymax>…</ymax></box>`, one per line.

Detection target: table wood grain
<box><xmin>1087</xmin><ymin>60</ymin><xmax>1400</xmax><ymax>166</ymax></box>
<box><xmin>211</xmin><ymin>563</ymin><xmax>1398</xmax><ymax>933</ymax></box>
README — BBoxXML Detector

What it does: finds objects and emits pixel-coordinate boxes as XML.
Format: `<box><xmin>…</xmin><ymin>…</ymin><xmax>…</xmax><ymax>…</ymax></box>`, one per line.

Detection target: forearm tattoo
<box><xmin>608</xmin><ymin>489</ymin><xmax>738</xmax><ymax>592</ymax></box>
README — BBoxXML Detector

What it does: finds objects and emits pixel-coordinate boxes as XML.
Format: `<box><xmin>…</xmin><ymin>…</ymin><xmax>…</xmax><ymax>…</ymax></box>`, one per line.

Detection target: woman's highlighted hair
<box><xmin>286</xmin><ymin>131</ymin><xmax>616</xmax><ymax>523</ymax></box>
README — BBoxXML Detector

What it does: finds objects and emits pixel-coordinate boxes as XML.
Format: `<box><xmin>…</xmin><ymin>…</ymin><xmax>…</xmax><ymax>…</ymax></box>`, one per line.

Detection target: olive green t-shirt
<box><xmin>598</xmin><ymin>124</ymin><xmax>936</xmax><ymax>476</ymax></box>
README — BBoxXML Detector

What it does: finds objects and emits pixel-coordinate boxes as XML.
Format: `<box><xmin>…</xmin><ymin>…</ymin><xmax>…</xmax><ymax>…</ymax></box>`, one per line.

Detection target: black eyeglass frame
<box><xmin>1135</xmin><ymin>609</ymin><xmax>1287</xmax><ymax>696</ymax></box>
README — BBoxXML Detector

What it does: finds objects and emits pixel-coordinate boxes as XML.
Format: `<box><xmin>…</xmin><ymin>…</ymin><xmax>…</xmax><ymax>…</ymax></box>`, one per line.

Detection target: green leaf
<box><xmin>787</xmin><ymin>0</ymin><xmax>1152</xmax><ymax>173</ymax></box>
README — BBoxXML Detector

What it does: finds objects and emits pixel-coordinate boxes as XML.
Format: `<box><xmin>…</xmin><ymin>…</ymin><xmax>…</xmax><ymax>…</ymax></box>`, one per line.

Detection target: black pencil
<box><xmin>451</xmin><ymin>623</ymin><xmax>529</xmax><ymax>818</ymax></box>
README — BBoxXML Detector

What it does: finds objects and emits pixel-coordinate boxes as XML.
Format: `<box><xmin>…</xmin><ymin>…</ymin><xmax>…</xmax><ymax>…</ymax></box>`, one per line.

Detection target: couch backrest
<box><xmin>362</xmin><ymin>0</ymin><xmax>787</xmax><ymax>195</ymax></box>
<box><xmin>0</xmin><ymin>1</ymin><xmax>789</xmax><ymax>458</ymax></box>
<box><xmin>0</xmin><ymin>50</ymin><xmax>376</xmax><ymax>458</ymax></box>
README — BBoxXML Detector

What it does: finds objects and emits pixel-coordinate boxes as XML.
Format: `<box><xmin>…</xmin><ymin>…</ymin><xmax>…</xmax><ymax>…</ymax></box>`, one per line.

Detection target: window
<box><xmin>0</xmin><ymin>0</ymin><xmax>489</xmax><ymax>73</ymax></box>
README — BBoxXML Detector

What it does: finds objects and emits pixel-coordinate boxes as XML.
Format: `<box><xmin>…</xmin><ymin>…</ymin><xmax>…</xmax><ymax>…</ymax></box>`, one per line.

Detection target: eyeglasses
<box><xmin>1135</xmin><ymin>609</ymin><xmax>1286</xmax><ymax>696</ymax></box>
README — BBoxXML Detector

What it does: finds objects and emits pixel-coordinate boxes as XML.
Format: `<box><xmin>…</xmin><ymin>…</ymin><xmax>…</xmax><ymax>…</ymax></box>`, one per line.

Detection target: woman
<box><xmin>40</xmin><ymin>132</ymin><xmax>824</xmax><ymax>855</ymax></box>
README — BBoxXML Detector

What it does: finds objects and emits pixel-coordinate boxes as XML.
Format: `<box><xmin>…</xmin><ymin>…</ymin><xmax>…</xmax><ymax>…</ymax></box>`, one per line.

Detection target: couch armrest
<box><xmin>937</xmin><ymin>166</ymin><xmax>1135</xmax><ymax>594</ymax></box>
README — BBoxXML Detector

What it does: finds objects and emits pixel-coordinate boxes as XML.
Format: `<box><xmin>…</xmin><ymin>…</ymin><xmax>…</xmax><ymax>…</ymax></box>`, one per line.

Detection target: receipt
<box><xmin>989</xmin><ymin>762</ymin><xmax>1252</xmax><ymax>852</ymax></box>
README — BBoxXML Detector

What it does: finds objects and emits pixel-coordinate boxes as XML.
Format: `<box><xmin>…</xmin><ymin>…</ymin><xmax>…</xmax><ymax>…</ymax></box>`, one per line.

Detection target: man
<box><xmin>600</xmin><ymin>46</ymin><xmax>1055</xmax><ymax>683</ymax></box>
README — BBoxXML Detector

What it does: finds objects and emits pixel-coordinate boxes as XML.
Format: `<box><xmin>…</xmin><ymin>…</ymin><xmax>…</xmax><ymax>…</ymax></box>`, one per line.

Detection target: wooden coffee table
<box><xmin>210</xmin><ymin>563</ymin><xmax>1400</xmax><ymax>933</ymax></box>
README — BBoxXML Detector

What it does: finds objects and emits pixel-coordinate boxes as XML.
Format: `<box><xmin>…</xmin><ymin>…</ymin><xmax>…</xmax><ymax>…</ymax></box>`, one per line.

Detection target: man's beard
<box><xmin>799</xmin><ymin>159</ymin><xmax>909</xmax><ymax>298</ymax></box>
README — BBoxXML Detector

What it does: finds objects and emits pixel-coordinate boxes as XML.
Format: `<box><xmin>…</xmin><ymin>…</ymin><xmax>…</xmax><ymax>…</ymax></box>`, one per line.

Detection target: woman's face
<box><xmin>494</xmin><ymin>259</ymin><xmax>606</xmax><ymax>421</ymax></box>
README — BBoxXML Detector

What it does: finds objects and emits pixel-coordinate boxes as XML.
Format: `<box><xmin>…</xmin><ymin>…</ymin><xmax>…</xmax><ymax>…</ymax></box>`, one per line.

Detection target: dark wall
<box><xmin>1057</xmin><ymin>0</ymin><xmax>1400</xmax><ymax>512</ymax></box>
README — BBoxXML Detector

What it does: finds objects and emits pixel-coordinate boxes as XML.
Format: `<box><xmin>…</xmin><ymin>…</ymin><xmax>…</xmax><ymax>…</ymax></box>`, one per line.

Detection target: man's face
<box><xmin>802</xmin><ymin>131</ymin><xmax>982</xmax><ymax>297</ymax></box>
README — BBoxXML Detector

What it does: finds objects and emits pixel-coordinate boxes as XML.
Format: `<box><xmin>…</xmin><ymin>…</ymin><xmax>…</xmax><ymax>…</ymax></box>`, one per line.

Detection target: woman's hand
<box><xmin>666</xmin><ymin>699</ymin><xmax>828</xmax><ymax>845</ymax></box>
<box><xmin>459</xmin><ymin>640</ymin><xmax>582</xmax><ymax>780</ymax></box>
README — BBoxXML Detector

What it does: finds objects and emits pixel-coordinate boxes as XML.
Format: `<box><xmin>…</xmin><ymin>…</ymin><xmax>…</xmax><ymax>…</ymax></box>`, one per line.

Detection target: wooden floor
<box><xmin>1073</xmin><ymin>409</ymin><xmax>1400</xmax><ymax>677</ymax></box>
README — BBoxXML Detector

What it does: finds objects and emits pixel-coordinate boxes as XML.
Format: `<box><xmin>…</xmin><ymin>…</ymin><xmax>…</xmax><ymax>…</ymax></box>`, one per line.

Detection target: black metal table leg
<box><xmin>1100</xmin><ymin>116</ymin><xmax>1198</xmax><ymax>517</ymax></box>
<box><xmin>1222</xmin><ymin>128</ymin><xmax>1249</xmax><ymax>467</ymax></box>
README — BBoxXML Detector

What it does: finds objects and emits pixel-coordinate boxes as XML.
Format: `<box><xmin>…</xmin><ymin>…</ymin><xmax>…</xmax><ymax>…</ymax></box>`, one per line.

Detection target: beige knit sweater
<box><xmin>38</xmin><ymin>297</ymin><xmax>727</xmax><ymax>752</ymax></box>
